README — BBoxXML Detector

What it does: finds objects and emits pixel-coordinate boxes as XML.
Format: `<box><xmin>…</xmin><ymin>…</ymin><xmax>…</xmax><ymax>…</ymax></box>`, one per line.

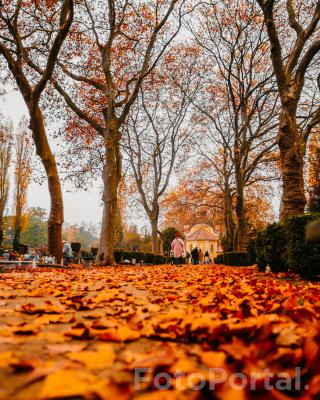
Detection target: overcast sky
<box><xmin>1</xmin><ymin>89</ymin><xmax>104</xmax><ymax>226</ymax></box>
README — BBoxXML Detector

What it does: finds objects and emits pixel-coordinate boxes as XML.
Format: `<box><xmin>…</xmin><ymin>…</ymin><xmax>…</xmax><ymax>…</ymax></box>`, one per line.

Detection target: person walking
<box><xmin>171</xmin><ymin>233</ymin><xmax>185</xmax><ymax>266</ymax></box>
<box><xmin>191</xmin><ymin>247</ymin><xmax>199</xmax><ymax>265</ymax></box>
<box><xmin>63</xmin><ymin>241</ymin><xmax>72</xmax><ymax>266</ymax></box>
<box><xmin>204</xmin><ymin>250</ymin><xmax>210</xmax><ymax>264</ymax></box>
<box><xmin>198</xmin><ymin>248</ymin><xmax>204</xmax><ymax>264</ymax></box>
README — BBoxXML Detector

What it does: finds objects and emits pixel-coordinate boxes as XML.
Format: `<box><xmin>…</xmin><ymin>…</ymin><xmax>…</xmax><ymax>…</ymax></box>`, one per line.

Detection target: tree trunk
<box><xmin>151</xmin><ymin>218</ymin><xmax>158</xmax><ymax>254</ymax></box>
<box><xmin>13</xmin><ymin>229</ymin><xmax>20</xmax><ymax>251</ymax></box>
<box><xmin>223</xmin><ymin>190</ymin><xmax>235</xmax><ymax>251</ymax></box>
<box><xmin>158</xmin><ymin>230</ymin><xmax>163</xmax><ymax>254</ymax></box>
<box><xmin>234</xmin><ymin>149</ymin><xmax>248</xmax><ymax>251</ymax></box>
<box><xmin>0</xmin><ymin>214</ymin><xmax>3</xmax><ymax>248</ymax></box>
<box><xmin>96</xmin><ymin>130</ymin><xmax>121</xmax><ymax>266</ymax></box>
<box><xmin>29</xmin><ymin>105</ymin><xmax>64</xmax><ymax>262</ymax></box>
<box><xmin>234</xmin><ymin>179</ymin><xmax>248</xmax><ymax>251</ymax></box>
<box><xmin>234</xmin><ymin>192</ymin><xmax>248</xmax><ymax>251</ymax></box>
<box><xmin>278</xmin><ymin>104</ymin><xmax>306</xmax><ymax>218</ymax></box>
<box><xmin>13</xmin><ymin>202</ymin><xmax>22</xmax><ymax>252</ymax></box>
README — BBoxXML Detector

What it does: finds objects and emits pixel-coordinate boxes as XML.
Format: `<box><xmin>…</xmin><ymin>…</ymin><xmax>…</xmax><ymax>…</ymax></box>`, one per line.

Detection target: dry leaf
<box><xmin>66</xmin><ymin>344</ymin><xmax>116</xmax><ymax>369</ymax></box>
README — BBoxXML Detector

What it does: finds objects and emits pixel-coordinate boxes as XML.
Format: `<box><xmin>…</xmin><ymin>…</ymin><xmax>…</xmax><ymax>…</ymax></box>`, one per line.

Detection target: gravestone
<box><xmin>305</xmin><ymin>220</ymin><xmax>320</xmax><ymax>243</ymax></box>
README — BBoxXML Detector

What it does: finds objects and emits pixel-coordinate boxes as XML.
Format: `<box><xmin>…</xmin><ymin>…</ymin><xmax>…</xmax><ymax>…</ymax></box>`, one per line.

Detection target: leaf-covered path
<box><xmin>0</xmin><ymin>265</ymin><xmax>319</xmax><ymax>399</ymax></box>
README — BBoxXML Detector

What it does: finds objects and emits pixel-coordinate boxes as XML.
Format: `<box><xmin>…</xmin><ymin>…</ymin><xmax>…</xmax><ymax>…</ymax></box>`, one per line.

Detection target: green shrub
<box><xmin>144</xmin><ymin>253</ymin><xmax>154</xmax><ymax>264</ymax></box>
<box><xmin>128</xmin><ymin>251</ymin><xmax>142</xmax><ymax>263</ymax></box>
<box><xmin>89</xmin><ymin>249</ymin><xmax>171</xmax><ymax>265</ymax></box>
<box><xmin>247</xmin><ymin>236</ymin><xmax>257</xmax><ymax>265</ymax></box>
<box><xmin>286</xmin><ymin>213</ymin><xmax>320</xmax><ymax>278</ymax></box>
<box><xmin>214</xmin><ymin>251</ymin><xmax>251</xmax><ymax>266</ymax></box>
<box><xmin>256</xmin><ymin>230</ymin><xmax>267</xmax><ymax>272</ymax></box>
<box><xmin>263</xmin><ymin>222</ymin><xmax>288</xmax><ymax>273</ymax></box>
<box><xmin>254</xmin><ymin>223</ymin><xmax>288</xmax><ymax>273</ymax></box>
<box><xmin>113</xmin><ymin>250</ymin><xmax>123</xmax><ymax>263</ymax></box>
<box><xmin>121</xmin><ymin>250</ymin><xmax>135</xmax><ymax>262</ymax></box>
<box><xmin>71</xmin><ymin>242</ymin><xmax>81</xmax><ymax>253</ymax></box>
<box><xmin>154</xmin><ymin>254</ymin><xmax>168</xmax><ymax>264</ymax></box>
<box><xmin>112</xmin><ymin>250</ymin><xmax>169</xmax><ymax>265</ymax></box>
<box><xmin>91</xmin><ymin>248</ymin><xmax>98</xmax><ymax>256</ymax></box>
<box><xmin>81</xmin><ymin>250</ymin><xmax>90</xmax><ymax>258</ymax></box>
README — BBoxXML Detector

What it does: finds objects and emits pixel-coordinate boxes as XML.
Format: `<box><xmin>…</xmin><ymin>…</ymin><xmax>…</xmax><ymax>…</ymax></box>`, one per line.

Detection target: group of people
<box><xmin>190</xmin><ymin>247</ymin><xmax>210</xmax><ymax>265</ymax></box>
<box><xmin>170</xmin><ymin>233</ymin><xmax>211</xmax><ymax>266</ymax></box>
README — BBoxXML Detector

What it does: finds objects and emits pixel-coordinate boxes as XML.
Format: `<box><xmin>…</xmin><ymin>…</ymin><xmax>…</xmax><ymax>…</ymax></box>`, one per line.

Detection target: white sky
<box><xmin>1</xmin><ymin>89</ymin><xmax>104</xmax><ymax>226</ymax></box>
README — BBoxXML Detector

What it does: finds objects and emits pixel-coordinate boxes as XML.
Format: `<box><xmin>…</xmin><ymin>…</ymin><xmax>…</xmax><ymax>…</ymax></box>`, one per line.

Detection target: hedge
<box><xmin>253</xmin><ymin>213</ymin><xmax>320</xmax><ymax>278</ymax></box>
<box><xmin>214</xmin><ymin>251</ymin><xmax>251</xmax><ymax>266</ymax></box>
<box><xmin>81</xmin><ymin>249</ymin><xmax>169</xmax><ymax>265</ymax></box>
<box><xmin>286</xmin><ymin>214</ymin><xmax>320</xmax><ymax>278</ymax></box>
<box><xmin>71</xmin><ymin>242</ymin><xmax>81</xmax><ymax>253</ymax></box>
<box><xmin>256</xmin><ymin>230</ymin><xmax>267</xmax><ymax>272</ymax></box>
<box><xmin>113</xmin><ymin>250</ymin><xmax>169</xmax><ymax>265</ymax></box>
<box><xmin>247</xmin><ymin>236</ymin><xmax>257</xmax><ymax>265</ymax></box>
<box><xmin>259</xmin><ymin>222</ymin><xmax>289</xmax><ymax>273</ymax></box>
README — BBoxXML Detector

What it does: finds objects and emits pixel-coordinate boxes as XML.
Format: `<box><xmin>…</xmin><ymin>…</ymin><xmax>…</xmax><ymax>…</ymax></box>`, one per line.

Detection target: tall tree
<box><xmin>0</xmin><ymin>0</ymin><xmax>74</xmax><ymax>261</ymax></box>
<box><xmin>0</xmin><ymin>117</ymin><xmax>12</xmax><ymax>247</ymax></box>
<box><xmin>187</xmin><ymin>0</ymin><xmax>279</xmax><ymax>249</ymax></box>
<box><xmin>28</xmin><ymin>0</ymin><xmax>188</xmax><ymax>264</ymax></box>
<box><xmin>162</xmin><ymin>167</ymin><xmax>275</xmax><ymax>241</ymax></box>
<box><xmin>193</xmin><ymin>140</ymin><xmax>236</xmax><ymax>251</ymax></box>
<box><xmin>123</xmin><ymin>65</ymin><xmax>195</xmax><ymax>253</ymax></box>
<box><xmin>256</xmin><ymin>0</ymin><xmax>320</xmax><ymax>217</ymax></box>
<box><xmin>13</xmin><ymin>119</ymin><xmax>32</xmax><ymax>250</ymax></box>
<box><xmin>21</xmin><ymin>207</ymin><xmax>48</xmax><ymax>247</ymax></box>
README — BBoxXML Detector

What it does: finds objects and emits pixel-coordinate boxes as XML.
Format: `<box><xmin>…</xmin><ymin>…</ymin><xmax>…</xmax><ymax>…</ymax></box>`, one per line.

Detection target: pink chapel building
<box><xmin>184</xmin><ymin>224</ymin><xmax>222</xmax><ymax>259</ymax></box>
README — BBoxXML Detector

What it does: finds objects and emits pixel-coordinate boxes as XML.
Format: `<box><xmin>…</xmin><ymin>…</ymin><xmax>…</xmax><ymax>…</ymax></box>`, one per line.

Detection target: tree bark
<box><xmin>234</xmin><ymin>163</ymin><xmax>248</xmax><ymax>250</ymax></box>
<box><xmin>0</xmin><ymin>214</ymin><xmax>3</xmax><ymax>248</ymax></box>
<box><xmin>0</xmin><ymin>0</ymin><xmax>73</xmax><ymax>263</ymax></box>
<box><xmin>151</xmin><ymin>218</ymin><xmax>159</xmax><ymax>254</ymax></box>
<box><xmin>13</xmin><ymin>230</ymin><xmax>20</xmax><ymax>251</ymax></box>
<box><xmin>234</xmin><ymin>144</ymin><xmax>248</xmax><ymax>251</ymax></box>
<box><xmin>96</xmin><ymin>128</ymin><xmax>121</xmax><ymax>266</ymax></box>
<box><xmin>29</xmin><ymin>105</ymin><xmax>64</xmax><ymax>262</ymax></box>
<box><xmin>278</xmin><ymin>102</ymin><xmax>306</xmax><ymax>218</ymax></box>
<box><xmin>255</xmin><ymin>1</ymin><xmax>320</xmax><ymax>219</ymax></box>
<box><xmin>223</xmin><ymin>189</ymin><xmax>235</xmax><ymax>251</ymax></box>
<box><xmin>234</xmin><ymin>191</ymin><xmax>248</xmax><ymax>251</ymax></box>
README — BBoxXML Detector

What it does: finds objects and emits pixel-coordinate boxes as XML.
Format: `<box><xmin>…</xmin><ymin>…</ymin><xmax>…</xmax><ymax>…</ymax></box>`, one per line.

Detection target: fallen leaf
<box><xmin>46</xmin><ymin>343</ymin><xmax>87</xmax><ymax>355</ymax></box>
<box><xmin>200</xmin><ymin>351</ymin><xmax>226</xmax><ymax>368</ymax></box>
<box><xmin>39</xmin><ymin>368</ymin><xmax>97</xmax><ymax>399</ymax></box>
<box><xmin>0</xmin><ymin>351</ymin><xmax>18</xmax><ymax>368</ymax></box>
<box><xmin>100</xmin><ymin>326</ymin><xmax>141</xmax><ymax>342</ymax></box>
<box><xmin>66</xmin><ymin>343</ymin><xmax>116</xmax><ymax>369</ymax></box>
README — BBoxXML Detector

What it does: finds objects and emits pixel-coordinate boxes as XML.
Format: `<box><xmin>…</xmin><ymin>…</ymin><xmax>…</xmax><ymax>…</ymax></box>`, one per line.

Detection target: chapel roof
<box><xmin>185</xmin><ymin>224</ymin><xmax>220</xmax><ymax>241</ymax></box>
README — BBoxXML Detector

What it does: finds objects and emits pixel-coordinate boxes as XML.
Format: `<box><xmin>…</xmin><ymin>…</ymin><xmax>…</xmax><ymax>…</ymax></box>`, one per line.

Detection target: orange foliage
<box><xmin>0</xmin><ymin>266</ymin><xmax>319</xmax><ymax>399</ymax></box>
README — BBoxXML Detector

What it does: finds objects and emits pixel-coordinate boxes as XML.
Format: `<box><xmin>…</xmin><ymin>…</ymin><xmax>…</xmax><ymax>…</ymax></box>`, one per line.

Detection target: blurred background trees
<box><xmin>0</xmin><ymin>117</ymin><xmax>12</xmax><ymax>247</ymax></box>
<box><xmin>13</xmin><ymin>118</ymin><xmax>32</xmax><ymax>250</ymax></box>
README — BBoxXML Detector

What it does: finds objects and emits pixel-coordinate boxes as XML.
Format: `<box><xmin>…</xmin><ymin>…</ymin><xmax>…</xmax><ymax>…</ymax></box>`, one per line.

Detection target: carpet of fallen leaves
<box><xmin>0</xmin><ymin>265</ymin><xmax>319</xmax><ymax>400</ymax></box>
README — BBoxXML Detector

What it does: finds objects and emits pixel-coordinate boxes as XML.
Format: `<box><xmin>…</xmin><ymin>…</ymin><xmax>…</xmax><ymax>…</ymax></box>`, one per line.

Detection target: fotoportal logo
<box><xmin>135</xmin><ymin>367</ymin><xmax>309</xmax><ymax>392</ymax></box>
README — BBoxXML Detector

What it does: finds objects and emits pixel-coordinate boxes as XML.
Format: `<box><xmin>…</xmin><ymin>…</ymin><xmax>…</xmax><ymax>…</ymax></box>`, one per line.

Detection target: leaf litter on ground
<box><xmin>0</xmin><ymin>265</ymin><xmax>319</xmax><ymax>399</ymax></box>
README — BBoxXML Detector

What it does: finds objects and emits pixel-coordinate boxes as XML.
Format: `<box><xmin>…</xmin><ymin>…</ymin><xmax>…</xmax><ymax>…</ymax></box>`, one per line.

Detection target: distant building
<box><xmin>184</xmin><ymin>224</ymin><xmax>221</xmax><ymax>259</ymax></box>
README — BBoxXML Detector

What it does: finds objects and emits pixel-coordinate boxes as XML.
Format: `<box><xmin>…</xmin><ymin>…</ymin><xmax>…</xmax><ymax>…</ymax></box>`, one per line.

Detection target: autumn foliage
<box><xmin>0</xmin><ymin>265</ymin><xmax>319</xmax><ymax>399</ymax></box>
